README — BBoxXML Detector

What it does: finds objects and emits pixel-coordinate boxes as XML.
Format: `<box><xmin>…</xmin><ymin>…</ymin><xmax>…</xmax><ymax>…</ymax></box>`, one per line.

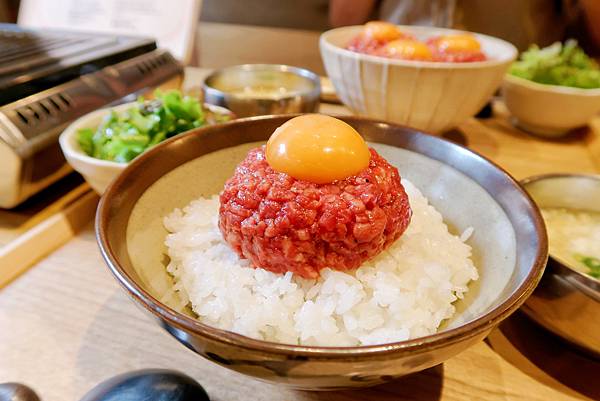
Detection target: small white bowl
<box><xmin>59</xmin><ymin>102</ymin><xmax>233</xmax><ymax>194</ymax></box>
<box><xmin>502</xmin><ymin>74</ymin><xmax>600</xmax><ymax>137</ymax></box>
<box><xmin>59</xmin><ymin>103</ymin><xmax>131</xmax><ymax>194</ymax></box>
<box><xmin>320</xmin><ymin>25</ymin><xmax>517</xmax><ymax>133</ymax></box>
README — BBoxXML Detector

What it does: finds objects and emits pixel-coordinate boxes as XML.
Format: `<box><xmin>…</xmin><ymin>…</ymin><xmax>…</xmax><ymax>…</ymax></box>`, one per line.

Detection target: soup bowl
<box><xmin>521</xmin><ymin>174</ymin><xmax>600</xmax><ymax>357</ymax></box>
<box><xmin>96</xmin><ymin>115</ymin><xmax>546</xmax><ymax>389</ymax></box>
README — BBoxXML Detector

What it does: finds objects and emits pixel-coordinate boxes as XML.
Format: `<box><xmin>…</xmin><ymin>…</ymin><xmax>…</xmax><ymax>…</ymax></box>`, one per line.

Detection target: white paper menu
<box><xmin>18</xmin><ymin>0</ymin><xmax>201</xmax><ymax>64</ymax></box>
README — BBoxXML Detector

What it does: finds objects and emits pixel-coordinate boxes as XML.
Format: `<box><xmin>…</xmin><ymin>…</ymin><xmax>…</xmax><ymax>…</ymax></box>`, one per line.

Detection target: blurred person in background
<box><xmin>329</xmin><ymin>0</ymin><xmax>600</xmax><ymax>53</ymax></box>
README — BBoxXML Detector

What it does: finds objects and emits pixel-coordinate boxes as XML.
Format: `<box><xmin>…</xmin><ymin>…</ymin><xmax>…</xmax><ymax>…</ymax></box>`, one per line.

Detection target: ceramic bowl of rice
<box><xmin>96</xmin><ymin>115</ymin><xmax>547</xmax><ymax>389</ymax></box>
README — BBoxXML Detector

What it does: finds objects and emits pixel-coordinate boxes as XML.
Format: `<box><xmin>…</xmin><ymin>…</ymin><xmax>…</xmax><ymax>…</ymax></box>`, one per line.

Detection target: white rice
<box><xmin>163</xmin><ymin>180</ymin><xmax>478</xmax><ymax>346</ymax></box>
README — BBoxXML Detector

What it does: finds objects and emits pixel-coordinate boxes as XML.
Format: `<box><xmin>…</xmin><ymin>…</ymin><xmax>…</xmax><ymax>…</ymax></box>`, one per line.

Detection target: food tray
<box><xmin>0</xmin><ymin>174</ymin><xmax>98</xmax><ymax>288</ymax></box>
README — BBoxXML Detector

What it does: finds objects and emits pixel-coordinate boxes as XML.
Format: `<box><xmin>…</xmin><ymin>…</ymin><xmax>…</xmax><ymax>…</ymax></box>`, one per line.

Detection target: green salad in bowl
<box><xmin>509</xmin><ymin>40</ymin><xmax>600</xmax><ymax>89</ymax></box>
<box><xmin>77</xmin><ymin>90</ymin><xmax>232</xmax><ymax>163</ymax></box>
<box><xmin>60</xmin><ymin>89</ymin><xmax>233</xmax><ymax>194</ymax></box>
<box><xmin>502</xmin><ymin>40</ymin><xmax>600</xmax><ymax>137</ymax></box>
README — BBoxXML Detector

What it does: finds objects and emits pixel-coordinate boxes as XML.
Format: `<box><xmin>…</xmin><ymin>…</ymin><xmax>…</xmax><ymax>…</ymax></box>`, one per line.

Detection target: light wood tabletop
<box><xmin>1</xmin><ymin>68</ymin><xmax>599</xmax><ymax>401</ymax></box>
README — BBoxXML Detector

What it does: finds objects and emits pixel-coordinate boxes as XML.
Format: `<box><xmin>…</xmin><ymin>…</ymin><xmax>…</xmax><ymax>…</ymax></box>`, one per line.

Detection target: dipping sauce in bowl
<box><xmin>203</xmin><ymin>64</ymin><xmax>321</xmax><ymax>117</ymax></box>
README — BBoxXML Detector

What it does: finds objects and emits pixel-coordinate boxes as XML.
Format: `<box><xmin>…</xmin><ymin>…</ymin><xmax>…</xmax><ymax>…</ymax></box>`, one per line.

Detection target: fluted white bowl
<box><xmin>320</xmin><ymin>25</ymin><xmax>517</xmax><ymax>133</ymax></box>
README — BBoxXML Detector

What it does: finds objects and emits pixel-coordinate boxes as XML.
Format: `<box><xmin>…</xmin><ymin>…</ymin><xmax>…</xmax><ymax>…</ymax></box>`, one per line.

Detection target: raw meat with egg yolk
<box><xmin>218</xmin><ymin>146</ymin><xmax>412</xmax><ymax>278</ymax></box>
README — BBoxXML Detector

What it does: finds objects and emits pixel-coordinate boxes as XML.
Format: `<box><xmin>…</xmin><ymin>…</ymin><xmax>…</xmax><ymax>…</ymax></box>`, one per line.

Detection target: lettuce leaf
<box><xmin>509</xmin><ymin>40</ymin><xmax>600</xmax><ymax>89</ymax></box>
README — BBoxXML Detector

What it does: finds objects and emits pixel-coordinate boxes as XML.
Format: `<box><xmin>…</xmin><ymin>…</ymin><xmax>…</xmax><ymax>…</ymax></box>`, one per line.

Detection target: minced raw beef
<box><xmin>219</xmin><ymin>146</ymin><xmax>412</xmax><ymax>278</ymax></box>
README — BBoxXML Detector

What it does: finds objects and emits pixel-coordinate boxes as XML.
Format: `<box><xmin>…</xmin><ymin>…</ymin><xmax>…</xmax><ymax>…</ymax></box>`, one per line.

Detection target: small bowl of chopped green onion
<box><xmin>59</xmin><ymin>90</ymin><xmax>234</xmax><ymax>194</ymax></box>
<box><xmin>502</xmin><ymin>40</ymin><xmax>600</xmax><ymax>137</ymax></box>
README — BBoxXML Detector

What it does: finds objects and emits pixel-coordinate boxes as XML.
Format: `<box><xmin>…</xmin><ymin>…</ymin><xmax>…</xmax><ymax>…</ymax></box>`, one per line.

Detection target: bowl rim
<box><xmin>504</xmin><ymin>74</ymin><xmax>600</xmax><ymax>96</ymax></box>
<box><xmin>59</xmin><ymin>101</ymin><xmax>234</xmax><ymax>170</ymax></box>
<box><xmin>203</xmin><ymin>63</ymin><xmax>321</xmax><ymax>101</ymax></box>
<box><xmin>520</xmin><ymin>172</ymin><xmax>600</xmax><ymax>289</ymax></box>
<box><xmin>96</xmin><ymin>114</ymin><xmax>547</xmax><ymax>357</ymax></box>
<box><xmin>320</xmin><ymin>24</ymin><xmax>518</xmax><ymax>69</ymax></box>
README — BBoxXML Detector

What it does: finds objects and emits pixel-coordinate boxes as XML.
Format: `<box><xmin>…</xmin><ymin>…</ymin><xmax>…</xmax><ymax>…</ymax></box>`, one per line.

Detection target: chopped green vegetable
<box><xmin>509</xmin><ymin>40</ymin><xmax>600</xmax><ymax>89</ymax></box>
<box><xmin>77</xmin><ymin>90</ymin><xmax>231</xmax><ymax>163</ymax></box>
<box><xmin>574</xmin><ymin>254</ymin><xmax>600</xmax><ymax>279</ymax></box>
<box><xmin>77</xmin><ymin>127</ymin><xmax>94</xmax><ymax>156</ymax></box>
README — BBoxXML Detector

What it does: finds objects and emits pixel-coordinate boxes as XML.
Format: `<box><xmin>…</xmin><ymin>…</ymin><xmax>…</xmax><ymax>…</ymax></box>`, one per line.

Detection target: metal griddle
<box><xmin>0</xmin><ymin>24</ymin><xmax>183</xmax><ymax>208</ymax></box>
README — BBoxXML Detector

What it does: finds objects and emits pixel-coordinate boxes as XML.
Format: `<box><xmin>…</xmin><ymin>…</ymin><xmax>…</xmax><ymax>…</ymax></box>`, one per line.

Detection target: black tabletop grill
<box><xmin>0</xmin><ymin>24</ymin><xmax>183</xmax><ymax>208</ymax></box>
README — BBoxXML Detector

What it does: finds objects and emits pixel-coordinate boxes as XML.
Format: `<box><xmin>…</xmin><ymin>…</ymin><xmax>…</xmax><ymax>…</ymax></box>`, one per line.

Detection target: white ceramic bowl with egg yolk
<box><xmin>320</xmin><ymin>25</ymin><xmax>517</xmax><ymax>134</ymax></box>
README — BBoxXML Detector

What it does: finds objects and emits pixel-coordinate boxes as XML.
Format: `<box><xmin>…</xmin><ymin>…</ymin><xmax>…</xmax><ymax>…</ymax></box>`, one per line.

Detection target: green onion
<box><xmin>77</xmin><ymin>90</ymin><xmax>230</xmax><ymax>163</ymax></box>
<box><xmin>574</xmin><ymin>254</ymin><xmax>600</xmax><ymax>278</ymax></box>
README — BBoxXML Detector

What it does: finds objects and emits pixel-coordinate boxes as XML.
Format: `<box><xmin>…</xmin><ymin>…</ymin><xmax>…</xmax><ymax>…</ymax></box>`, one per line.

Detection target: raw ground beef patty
<box><xmin>218</xmin><ymin>146</ymin><xmax>412</xmax><ymax>278</ymax></box>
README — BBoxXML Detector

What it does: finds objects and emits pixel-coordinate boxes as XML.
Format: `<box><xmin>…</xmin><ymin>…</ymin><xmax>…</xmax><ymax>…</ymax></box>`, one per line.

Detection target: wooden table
<box><xmin>1</xmin><ymin>69</ymin><xmax>599</xmax><ymax>401</ymax></box>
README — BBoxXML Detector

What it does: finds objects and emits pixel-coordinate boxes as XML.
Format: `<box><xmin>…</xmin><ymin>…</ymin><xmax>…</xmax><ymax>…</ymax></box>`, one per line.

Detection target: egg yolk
<box><xmin>265</xmin><ymin>114</ymin><xmax>371</xmax><ymax>184</ymax></box>
<box><xmin>363</xmin><ymin>21</ymin><xmax>403</xmax><ymax>42</ymax></box>
<box><xmin>381</xmin><ymin>39</ymin><xmax>433</xmax><ymax>60</ymax></box>
<box><xmin>434</xmin><ymin>34</ymin><xmax>481</xmax><ymax>53</ymax></box>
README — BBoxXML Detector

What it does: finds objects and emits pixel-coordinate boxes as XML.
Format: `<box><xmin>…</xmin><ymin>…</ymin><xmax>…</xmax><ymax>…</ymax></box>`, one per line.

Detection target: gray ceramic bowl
<box><xmin>203</xmin><ymin>64</ymin><xmax>320</xmax><ymax>117</ymax></box>
<box><xmin>96</xmin><ymin>115</ymin><xmax>547</xmax><ymax>389</ymax></box>
<box><xmin>521</xmin><ymin>174</ymin><xmax>600</xmax><ymax>357</ymax></box>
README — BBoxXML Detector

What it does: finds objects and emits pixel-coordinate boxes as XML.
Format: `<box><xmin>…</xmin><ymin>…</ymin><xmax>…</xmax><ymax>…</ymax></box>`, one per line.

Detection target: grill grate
<box><xmin>0</xmin><ymin>28</ymin><xmax>117</xmax><ymax>77</ymax></box>
<box><xmin>0</xmin><ymin>24</ymin><xmax>157</xmax><ymax>106</ymax></box>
